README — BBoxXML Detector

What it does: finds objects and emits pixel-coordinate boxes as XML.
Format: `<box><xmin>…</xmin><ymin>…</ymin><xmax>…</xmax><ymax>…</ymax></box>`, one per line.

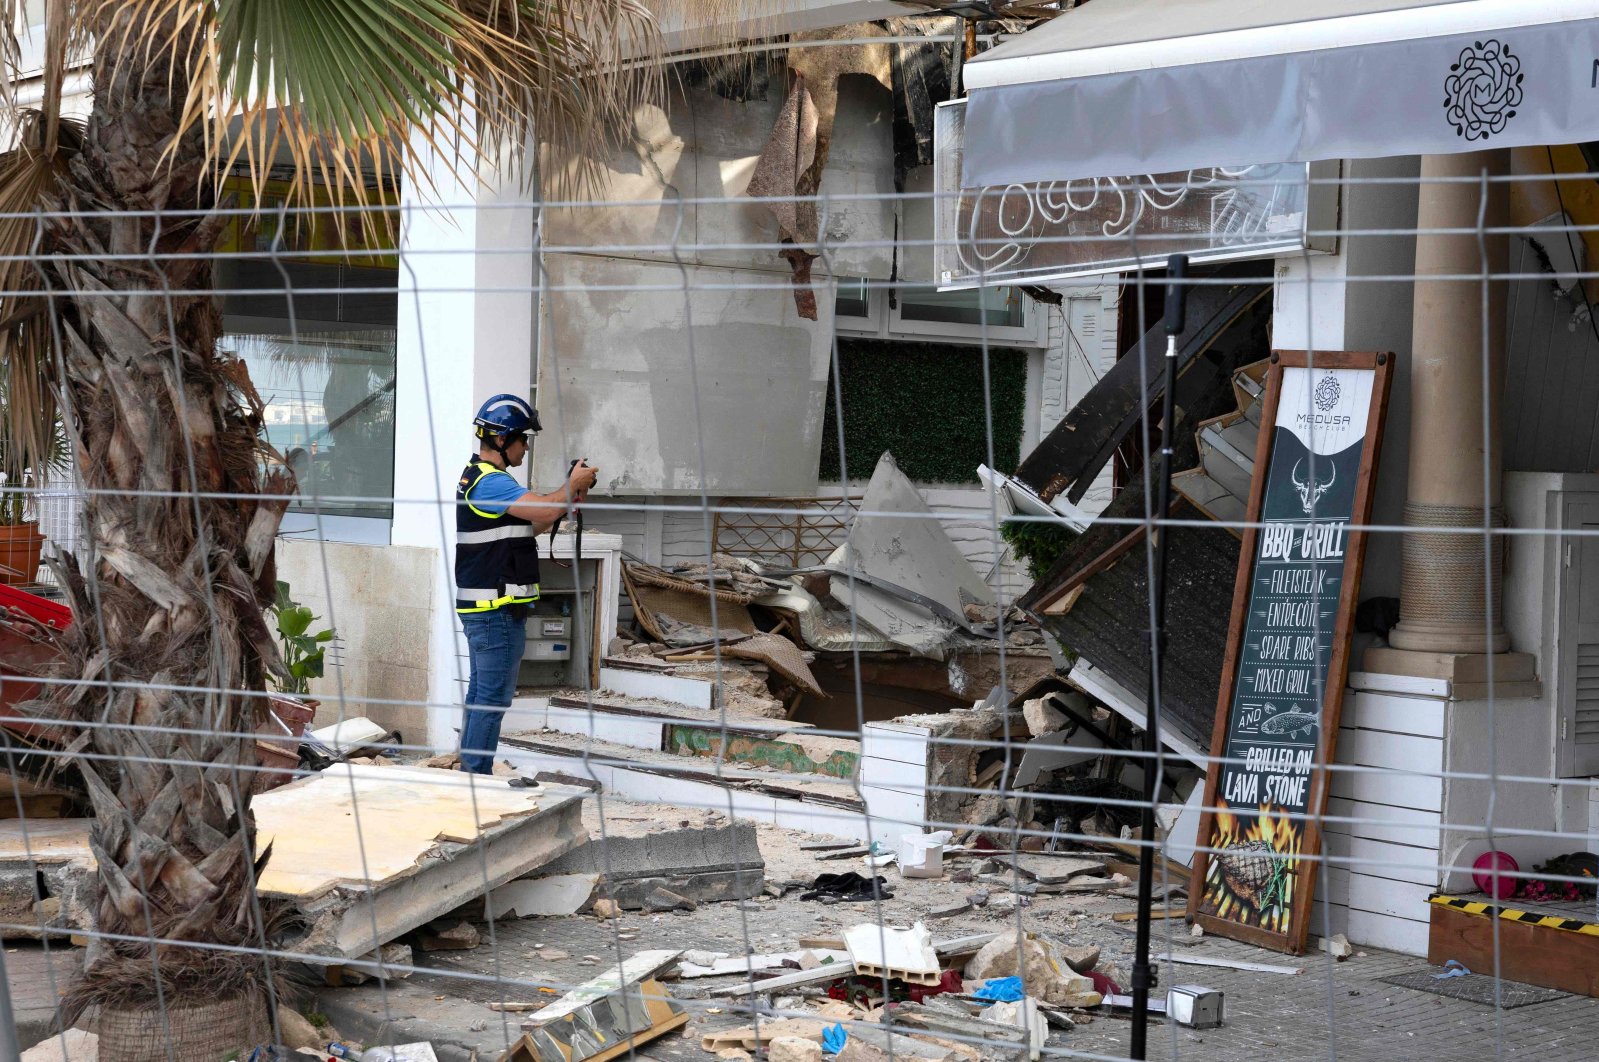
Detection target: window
<box><xmin>215</xmin><ymin>175</ymin><xmax>400</xmax><ymax>540</ymax></box>
<box><xmin>219</xmin><ymin>328</ymin><xmax>396</xmax><ymax>523</ymax></box>
<box><xmin>834</xmin><ymin>279</ymin><xmax>1041</xmax><ymax>345</ymax></box>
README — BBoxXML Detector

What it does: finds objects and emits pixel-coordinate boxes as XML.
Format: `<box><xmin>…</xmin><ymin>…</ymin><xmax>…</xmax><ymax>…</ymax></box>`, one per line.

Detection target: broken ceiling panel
<box><xmin>257</xmin><ymin>765</ymin><xmax>587</xmax><ymax>961</ymax></box>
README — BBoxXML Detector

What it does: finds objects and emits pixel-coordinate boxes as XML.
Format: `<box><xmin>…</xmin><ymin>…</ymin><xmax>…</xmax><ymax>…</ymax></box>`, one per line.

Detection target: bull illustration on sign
<box><xmin>1290</xmin><ymin>458</ymin><xmax>1335</xmax><ymax>515</ymax></box>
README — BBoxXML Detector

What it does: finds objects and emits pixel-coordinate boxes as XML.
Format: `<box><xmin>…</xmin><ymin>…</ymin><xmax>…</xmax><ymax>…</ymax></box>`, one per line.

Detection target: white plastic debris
<box><xmin>899</xmin><ymin>831</ymin><xmax>953</xmax><ymax>878</ymax></box>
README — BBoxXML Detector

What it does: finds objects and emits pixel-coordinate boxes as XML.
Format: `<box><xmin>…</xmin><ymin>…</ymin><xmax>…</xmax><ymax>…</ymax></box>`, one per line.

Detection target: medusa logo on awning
<box><xmin>1444</xmin><ymin>39</ymin><xmax>1524</xmax><ymax>141</ymax></box>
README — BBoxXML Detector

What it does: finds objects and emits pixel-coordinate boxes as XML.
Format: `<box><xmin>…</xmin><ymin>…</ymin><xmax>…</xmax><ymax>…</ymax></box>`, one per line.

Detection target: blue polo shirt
<box><xmin>468</xmin><ymin>469</ymin><xmax>526</xmax><ymax>515</ymax></box>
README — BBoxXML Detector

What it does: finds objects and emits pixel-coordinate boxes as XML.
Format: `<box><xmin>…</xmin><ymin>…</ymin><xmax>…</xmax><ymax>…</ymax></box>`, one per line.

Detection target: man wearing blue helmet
<box><xmin>456</xmin><ymin>393</ymin><xmax>598</xmax><ymax>774</ymax></box>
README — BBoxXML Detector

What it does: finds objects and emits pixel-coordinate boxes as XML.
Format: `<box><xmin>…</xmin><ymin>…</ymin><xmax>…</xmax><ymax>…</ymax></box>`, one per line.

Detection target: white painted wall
<box><xmin>275</xmin><ymin>538</ymin><xmax>436</xmax><ymax>744</ymax></box>
<box><xmin>392</xmin><ymin>132</ymin><xmax>541</xmax><ymax>753</ymax></box>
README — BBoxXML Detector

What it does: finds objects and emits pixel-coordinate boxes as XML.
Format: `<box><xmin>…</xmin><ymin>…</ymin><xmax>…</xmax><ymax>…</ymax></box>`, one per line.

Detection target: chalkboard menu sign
<box><xmin>1188</xmin><ymin>350</ymin><xmax>1393</xmax><ymax>954</ymax></box>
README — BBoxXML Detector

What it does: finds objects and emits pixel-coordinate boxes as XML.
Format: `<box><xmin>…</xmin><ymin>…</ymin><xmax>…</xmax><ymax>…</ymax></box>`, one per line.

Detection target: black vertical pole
<box><xmin>1130</xmin><ymin>253</ymin><xmax>1188</xmax><ymax>1059</ymax></box>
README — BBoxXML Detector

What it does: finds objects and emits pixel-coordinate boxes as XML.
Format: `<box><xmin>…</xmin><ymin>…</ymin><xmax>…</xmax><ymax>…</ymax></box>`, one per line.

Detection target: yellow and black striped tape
<box><xmin>1430</xmin><ymin>893</ymin><xmax>1599</xmax><ymax>937</ymax></box>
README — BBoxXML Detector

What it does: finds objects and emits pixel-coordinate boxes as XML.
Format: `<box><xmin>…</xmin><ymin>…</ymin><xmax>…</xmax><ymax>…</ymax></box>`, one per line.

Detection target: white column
<box><xmin>392</xmin><ymin>134</ymin><xmax>536</xmax><ymax>753</ymax></box>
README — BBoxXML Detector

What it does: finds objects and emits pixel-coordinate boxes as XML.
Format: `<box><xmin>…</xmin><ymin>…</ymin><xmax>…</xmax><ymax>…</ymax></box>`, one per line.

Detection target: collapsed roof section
<box><xmin>1012</xmin><ymin>267</ymin><xmax>1275</xmax><ymax>759</ymax></box>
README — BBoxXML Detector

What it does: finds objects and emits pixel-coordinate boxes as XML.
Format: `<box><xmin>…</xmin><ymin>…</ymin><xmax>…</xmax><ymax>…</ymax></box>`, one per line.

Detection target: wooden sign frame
<box><xmin>1187</xmin><ymin>349</ymin><xmax>1394</xmax><ymax>954</ymax></box>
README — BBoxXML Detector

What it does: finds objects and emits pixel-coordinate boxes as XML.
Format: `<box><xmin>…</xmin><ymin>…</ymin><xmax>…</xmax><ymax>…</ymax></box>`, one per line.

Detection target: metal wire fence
<box><xmin>0</xmin><ymin>146</ymin><xmax>1597</xmax><ymax>1062</ymax></box>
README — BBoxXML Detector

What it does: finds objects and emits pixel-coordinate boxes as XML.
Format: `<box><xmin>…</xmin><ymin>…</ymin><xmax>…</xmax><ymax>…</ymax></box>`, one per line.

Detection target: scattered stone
<box><xmin>963</xmin><ymin>794</ymin><xmax>1005</xmax><ymax>827</ymax></box>
<box><xmin>1319</xmin><ymin>933</ymin><xmax>1353</xmax><ymax>960</ymax></box>
<box><xmin>419</xmin><ymin>920</ymin><xmax>479</xmax><ymax>952</ymax></box>
<box><xmin>1060</xmin><ymin>944</ymin><xmax>1100</xmax><ymax>974</ymax></box>
<box><xmin>964</xmin><ymin>932</ymin><xmax>1101</xmax><ymax>1007</ymax></box>
<box><xmin>683</xmin><ymin>949</ymin><xmax>728</xmax><ymax>967</ymax></box>
<box><xmin>591</xmin><ymin>899</ymin><xmax>621</xmax><ymax>920</ymax></box>
<box><xmin>836</xmin><ymin>1043</ymin><xmax>893</xmax><ymax>1062</ymax></box>
<box><xmin>20</xmin><ymin>1028</ymin><xmax>98</xmax><ymax>1062</ymax></box>
<box><xmin>536</xmin><ymin>947</ymin><xmax>571</xmax><ymax>962</ymax></box>
<box><xmin>716</xmin><ymin>1051</ymin><xmax>753</xmax><ymax>1062</ymax></box>
<box><xmin>579</xmin><ymin>955</ymin><xmax>602</xmax><ymax>966</ymax></box>
<box><xmin>929</xmin><ymin>901</ymin><xmax>972</xmax><ymax>919</ymax></box>
<box><xmin>1022</xmin><ymin>697</ymin><xmax>1068</xmax><ymax>737</ymax></box>
<box><xmin>644</xmin><ymin>886</ymin><xmax>697</xmax><ymax>912</ymax></box>
<box><xmin>969</xmin><ymin>891</ymin><xmax>990</xmax><ymax>908</ymax></box>
<box><xmin>767</xmin><ymin>1037</ymin><xmax>824</xmax><ymax>1062</ymax></box>
<box><xmin>276</xmin><ymin>1009</ymin><xmax>322</xmax><ymax>1051</ymax></box>
<box><xmin>950</xmin><ymin>869</ymin><xmax>975</xmax><ymax>884</ymax></box>
<box><xmin>1190</xmin><ymin>923</ymin><xmax>1204</xmax><ymax>939</ymax></box>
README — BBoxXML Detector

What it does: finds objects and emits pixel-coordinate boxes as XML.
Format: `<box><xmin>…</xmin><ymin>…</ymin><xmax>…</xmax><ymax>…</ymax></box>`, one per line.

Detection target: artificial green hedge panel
<box><xmin>819</xmin><ymin>338</ymin><xmax>1028</xmax><ymax>483</ymax></box>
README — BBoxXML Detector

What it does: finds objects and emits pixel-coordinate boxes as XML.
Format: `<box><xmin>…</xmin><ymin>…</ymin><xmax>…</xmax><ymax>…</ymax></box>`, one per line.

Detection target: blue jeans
<box><xmin>459</xmin><ymin>608</ymin><xmax>527</xmax><ymax>774</ymax></box>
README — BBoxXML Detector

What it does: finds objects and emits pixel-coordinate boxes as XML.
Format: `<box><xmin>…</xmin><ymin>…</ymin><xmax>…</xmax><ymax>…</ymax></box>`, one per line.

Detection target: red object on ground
<box><xmin>1088</xmin><ymin>969</ymin><xmax>1122</xmax><ymax>996</ymax></box>
<box><xmin>905</xmin><ymin>969</ymin><xmax>963</xmax><ymax>1002</ymax></box>
<box><xmin>1473</xmin><ymin>851</ymin><xmax>1520</xmax><ymax>899</ymax></box>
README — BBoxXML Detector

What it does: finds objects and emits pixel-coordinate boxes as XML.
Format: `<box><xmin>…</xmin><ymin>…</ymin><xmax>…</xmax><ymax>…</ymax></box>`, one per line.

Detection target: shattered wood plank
<box><xmin>1014</xmin><ymin>277</ymin><xmax>1268</xmax><ymax>507</ymax></box>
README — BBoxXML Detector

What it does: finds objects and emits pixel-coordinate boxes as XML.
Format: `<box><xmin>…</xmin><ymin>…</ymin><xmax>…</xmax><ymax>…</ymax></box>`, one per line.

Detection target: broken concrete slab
<box><xmin>768</xmin><ymin>1037</ymin><xmax>823</xmax><ymax>1062</ymax></box>
<box><xmin>980</xmin><ymin>998</ymin><xmax>1047</xmax><ymax>1061</ymax></box>
<box><xmin>991</xmin><ymin>854</ymin><xmax>1107</xmax><ymax>885</ymax></box>
<box><xmin>0</xmin><ymin>819</ymin><xmax>94</xmax><ymax>941</ymax></box>
<box><xmin>255</xmin><ymin>765</ymin><xmax>587</xmax><ymax>962</ymax></box>
<box><xmin>523</xmin><ymin>821</ymin><xmax>763</xmax><ymax>910</ymax></box>
<box><xmin>677</xmin><ymin>949</ymin><xmax>851</xmax><ymax>978</ymax></box>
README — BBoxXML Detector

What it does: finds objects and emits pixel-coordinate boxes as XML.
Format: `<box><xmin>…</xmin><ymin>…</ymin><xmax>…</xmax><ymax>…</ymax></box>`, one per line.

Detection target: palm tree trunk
<box><xmin>39</xmin><ymin>8</ymin><xmax>291</xmax><ymax>1026</ymax></box>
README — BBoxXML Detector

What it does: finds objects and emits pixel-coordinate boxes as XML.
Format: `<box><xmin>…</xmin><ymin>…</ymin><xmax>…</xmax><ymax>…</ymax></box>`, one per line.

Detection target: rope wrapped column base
<box><xmin>1388</xmin><ymin>503</ymin><xmax>1510</xmax><ymax>655</ymax></box>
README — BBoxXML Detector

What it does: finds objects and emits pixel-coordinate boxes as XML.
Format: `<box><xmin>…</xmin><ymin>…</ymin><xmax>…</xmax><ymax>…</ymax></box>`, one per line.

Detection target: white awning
<box><xmin>960</xmin><ymin>0</ymin><xmax>1599</xmax><ymax>186</ymax></box>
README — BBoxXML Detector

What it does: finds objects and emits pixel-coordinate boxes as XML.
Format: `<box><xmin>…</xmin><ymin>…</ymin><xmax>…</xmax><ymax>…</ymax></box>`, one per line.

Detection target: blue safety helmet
<box><xmin>473</xmin><ymin>393</ymin><xmax>540</xmax><ymax>438</ymax></box>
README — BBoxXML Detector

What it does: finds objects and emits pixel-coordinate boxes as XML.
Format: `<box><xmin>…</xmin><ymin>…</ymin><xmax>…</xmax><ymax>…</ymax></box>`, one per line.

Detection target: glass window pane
<box><xmin>221</xmin><ymin>329</ymin><xmax>397</xmax><ymax>520</ymax></box>
<box><xmin>897</xmin><ymin>284</ymin><xmax>1025</xmax><ymax>328</ymax></box>
<box><xmin>835</xmin><ymin>277</ymin><xmax>871</xmax><ymax>318</ymax></box>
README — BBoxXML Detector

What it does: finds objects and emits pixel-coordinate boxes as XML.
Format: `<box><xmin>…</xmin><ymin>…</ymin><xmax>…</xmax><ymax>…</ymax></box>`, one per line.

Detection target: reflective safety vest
<box><xmin>455</xmin><ymin>459</ymin><xmax>540</xmax><ymax>613</ymax></box>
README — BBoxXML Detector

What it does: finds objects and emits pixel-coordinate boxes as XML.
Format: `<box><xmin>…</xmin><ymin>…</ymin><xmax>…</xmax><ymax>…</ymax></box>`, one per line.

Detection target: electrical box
<box><xmin>538</xmin><ymin>618</ymin><xmax>570</xmax><ymax>639</ymax></box>
<box><xmin>525</xmin><ymin>638</ymin><xmax>571</xmax><ymax>661</ymax></box>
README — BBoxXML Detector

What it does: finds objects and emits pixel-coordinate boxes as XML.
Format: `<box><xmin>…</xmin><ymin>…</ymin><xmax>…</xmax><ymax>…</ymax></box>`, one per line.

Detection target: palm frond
<box><xmin>0</xmin><ymin>109</ymin><xmax>82</xmax><ymax>501</ymax></box>
<box><xmin>83</xmin><ymin>0</ymin><xmax>671</xmax><ymax>215</ymax></box>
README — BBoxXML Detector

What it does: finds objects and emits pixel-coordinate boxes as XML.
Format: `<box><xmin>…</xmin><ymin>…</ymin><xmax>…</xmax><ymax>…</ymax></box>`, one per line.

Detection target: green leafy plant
<box><xmin>819</xmin><ymin>339</ymin><xmax>1029</xmax><ymax>484</ymax></box>
<box><xmin>268</xmin><ymin>580</ymin><xmax>336</xmax><ymax>697</ymax></box>
<box><xmin>1001</xmin><ymin>518</ymin><xmax>1080</xmax><ymax>581</ymax></box>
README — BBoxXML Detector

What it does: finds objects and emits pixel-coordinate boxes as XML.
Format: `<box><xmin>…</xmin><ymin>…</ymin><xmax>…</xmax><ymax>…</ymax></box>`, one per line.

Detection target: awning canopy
<box><xmin>961</xmin><ymin>0</ymin><xmax>1599</xmax><ymax>187</ymax></box>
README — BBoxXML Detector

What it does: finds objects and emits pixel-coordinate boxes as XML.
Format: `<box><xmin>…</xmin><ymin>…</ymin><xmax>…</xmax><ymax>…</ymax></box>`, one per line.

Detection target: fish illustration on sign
<box><xmin>1258</xmin><ymin>704</ymin><xmax>1320</xmax><ymax>738</ymax></box>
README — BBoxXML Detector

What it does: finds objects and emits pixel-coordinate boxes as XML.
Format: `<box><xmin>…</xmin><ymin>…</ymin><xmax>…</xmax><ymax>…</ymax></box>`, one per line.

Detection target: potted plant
<box><xmin>0</xmin><ymin>377</ymin><xmax>69</xmax><ymax>587</ymax></box>
<box><xmin>267</xmin><ymin>579</ymin><xmax>337</xmax><ymax>697</ymax></box>
<box><xmin>257</xmin><ymin>581</ymin><xmax>337</xmax><ymax>791</ymax></box>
